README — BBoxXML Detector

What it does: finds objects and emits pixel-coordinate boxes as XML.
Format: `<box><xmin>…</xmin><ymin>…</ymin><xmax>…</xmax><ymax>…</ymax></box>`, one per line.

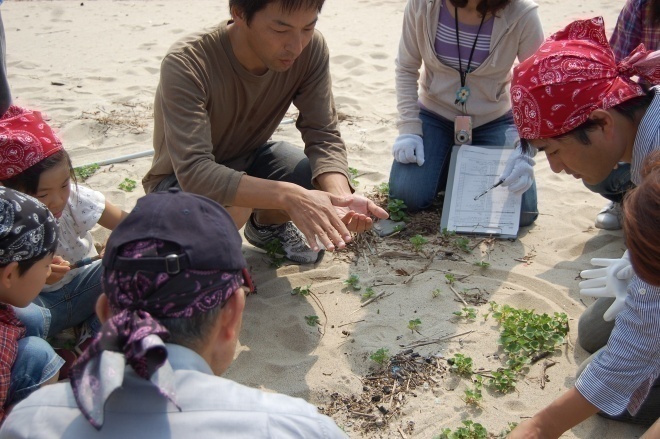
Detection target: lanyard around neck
<box><xmin>455</xmin><ymin>8</ymin><xmax>486</xmax><ymax>89</ymax></box>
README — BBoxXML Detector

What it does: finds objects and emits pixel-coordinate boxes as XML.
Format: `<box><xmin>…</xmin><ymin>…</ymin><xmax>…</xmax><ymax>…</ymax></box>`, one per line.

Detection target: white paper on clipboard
<box><xmin>440</xmin><ymin>145</ymin><xmax>521</xmax><ymax>238</ymax></box>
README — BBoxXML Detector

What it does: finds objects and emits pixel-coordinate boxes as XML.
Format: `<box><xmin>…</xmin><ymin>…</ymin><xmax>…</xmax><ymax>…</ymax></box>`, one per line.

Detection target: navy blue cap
<box><xmin>103</xmin><ymin>188</ymin><xmax>246</xmax><ymax>274</ymax></box>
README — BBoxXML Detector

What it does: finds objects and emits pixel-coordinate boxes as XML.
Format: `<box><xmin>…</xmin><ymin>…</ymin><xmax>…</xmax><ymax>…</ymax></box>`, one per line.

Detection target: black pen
<box><xmin>473</xmin><ymin>179</ymin><xmax>505</xmax><ymax>201</ymax></box>
<box><xmin>70</xmin><ymin>254</ymin><xmax>102</xmax><ymax>269</ymax></box>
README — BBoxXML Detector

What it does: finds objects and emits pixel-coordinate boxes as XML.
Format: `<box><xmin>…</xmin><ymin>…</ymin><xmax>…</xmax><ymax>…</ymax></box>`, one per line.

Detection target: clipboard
<box><xmin>440</xmin><ymin>144</ymin><xmax>520</xmax><ymax>239</ymax></box>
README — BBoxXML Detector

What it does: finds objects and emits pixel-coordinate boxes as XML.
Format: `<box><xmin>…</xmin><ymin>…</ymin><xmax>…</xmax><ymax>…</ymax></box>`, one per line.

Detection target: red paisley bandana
<box><xmin>0</xmin><ymin>106</ymin><xmax>63</xmax><ymax>180</ymax></box>
<box><xmin>511</xmin><ymin>17</ymin><xmax>660</xmax><ymax>140</ymax></box>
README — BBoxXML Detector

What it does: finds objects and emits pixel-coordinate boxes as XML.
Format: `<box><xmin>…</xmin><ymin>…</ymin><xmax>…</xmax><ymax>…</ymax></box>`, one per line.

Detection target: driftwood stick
<box><xmin>540</xmin><ymin>360</ymin><xmax>557</xmax><ymax>389</ymax></box>
<box><xmin>361</xmin><ymin>291</ymin><xmax>386</xmax><ymax>307</ymax></box>
<box><xmin>404</xmin><ymin>250</ymin><xmax>439</xmax><ymax>285</ymax></box>
<box><xmin>350</xmin><ymin>411</ymin><xmax>377</xmax><ymax>419</ymax></box>
<box><xmin>338</xmin><ymin>319</ymin><xmax>365</xmax><ymax>328</ymax></box>
<box><xmin>449</xmin><ymin>285</ymin><xmax>469</xmax><ymax>307</ymax></box>
<box><xmin>401</xmin><ymin>330</ymin><xmax>475</xmax><ymax>349</ymax></box>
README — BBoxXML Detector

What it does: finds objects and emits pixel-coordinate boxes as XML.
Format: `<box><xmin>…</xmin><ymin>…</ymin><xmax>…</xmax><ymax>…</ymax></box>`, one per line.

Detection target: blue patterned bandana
<box><xmin>0</xmin><ymin>187</ymin><xmax>58</xmax><ymax>265</ymax></box>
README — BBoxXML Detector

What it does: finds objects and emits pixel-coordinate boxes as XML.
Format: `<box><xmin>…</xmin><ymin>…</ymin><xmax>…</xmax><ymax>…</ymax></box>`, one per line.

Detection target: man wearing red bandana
<box><xmin>508</xmin><ymin>17</ymin><xmax>660</xmax><ymax>437</ymax></box>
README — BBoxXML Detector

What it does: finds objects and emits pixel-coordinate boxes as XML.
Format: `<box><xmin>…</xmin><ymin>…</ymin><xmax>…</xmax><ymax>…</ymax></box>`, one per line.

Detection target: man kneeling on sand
<box><xmin>143</xmin><ymin>0</ymin><xmax>387</xmax><ymax>265</ymax></box>
<box><xmin>0</xmin><ymin>188</ymin><xmax>346</xmax><ymax>438</ymax></box>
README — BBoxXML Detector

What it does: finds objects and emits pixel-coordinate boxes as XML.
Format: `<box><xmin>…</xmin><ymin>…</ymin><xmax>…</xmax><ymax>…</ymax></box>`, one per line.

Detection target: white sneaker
<box><xmin>594</xmin><ymin>201</ymin><xmax>622</xmax><ymax>230</ymax></box>
<box><xmin>244</xmin><ymin>216</ymin><xmax>323</xmax><ymax>264</ymax></box>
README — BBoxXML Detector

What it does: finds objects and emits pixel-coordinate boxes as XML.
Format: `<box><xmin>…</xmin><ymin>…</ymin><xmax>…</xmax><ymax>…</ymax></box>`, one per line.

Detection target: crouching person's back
<box><xmin>0</xmin><ymin>189</ymin><xmax>346</xmax><ymax>439</ymax></box>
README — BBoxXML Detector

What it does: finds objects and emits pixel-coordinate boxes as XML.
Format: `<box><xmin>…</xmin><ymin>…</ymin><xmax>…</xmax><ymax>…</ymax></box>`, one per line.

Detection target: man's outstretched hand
<box><xmin>332</xmin><ymin>194</ymin><xmax>389</xmax><ymax>233</ymax></box>
<box><xmin>284</xmin><ymin>190</ymin><xmax>389</xmax><ymax>253</ymax></box>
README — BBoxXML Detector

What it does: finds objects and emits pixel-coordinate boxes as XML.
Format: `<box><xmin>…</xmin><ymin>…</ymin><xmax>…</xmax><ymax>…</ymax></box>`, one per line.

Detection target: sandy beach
<box><xmin>4</xmin><ymin>0</ymin><xmax>647</xmax><ymax>437</ymax></box>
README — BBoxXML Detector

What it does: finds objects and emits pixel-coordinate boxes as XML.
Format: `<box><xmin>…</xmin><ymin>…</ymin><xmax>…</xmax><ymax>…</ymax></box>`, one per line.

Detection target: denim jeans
<box><xmin>13</xmin><ymin>260</ymin><xmax>103</xmax><ymax>338</ymax></box>
<box><xmin>389</xmin><ymin>110</ymin><xmax>538</xmax><ymax>226</ymax></box>
<box><xmin>583</xmin><ymin>163</ymin><xmax>634</xmax><ymax>203</ymax></box>
<box><xmin>153</xmin><ymin>141</ymin><xmax>314</xmax><ymax>193</ymax></box>
<box><xmin>7</xmin><ymin>336</ymin><xmax>64</xmax><ymax>406</ymax></box>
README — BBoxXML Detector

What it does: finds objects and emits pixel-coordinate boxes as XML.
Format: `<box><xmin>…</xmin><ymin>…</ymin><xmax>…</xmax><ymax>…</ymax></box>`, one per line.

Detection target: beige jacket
<box><xmin>396</xmin><ymin>0</ymin><xmax>544</xmax><ymax>134</ymax></box>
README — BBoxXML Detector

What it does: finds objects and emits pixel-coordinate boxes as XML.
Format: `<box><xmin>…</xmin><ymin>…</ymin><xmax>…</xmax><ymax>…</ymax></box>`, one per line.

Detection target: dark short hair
<box><xmin>0</xmin><ymin>244</ymin><xmax>58</xmax><ymax>276</ymax></box>
<box><xmin>16</xmin><ymin>248</ymin><xmax>57</xmax><ymax>276</ymax></box>
<box><xmin>0</xmin><ymin>149</ymin><xmax>76</xmax><ymax>196</ymax></box>
<box><xmin>448</xmin><ymin>0</ymin><xmax>511</xmax><ymax>17</ymax></box>
<box><xmin>159</xmin><ymin>304</ymin><xmax>225</xmax><ymax>349</ymax></box>
<box><xmin>229</xmin><ymin>0</ymin><xmax>325</xmax><ymax>25</ymax></box>
<box><xmin>519</xmin><ymin>87</ymin><xmax>655</xmax><ymax>154</ymax></box>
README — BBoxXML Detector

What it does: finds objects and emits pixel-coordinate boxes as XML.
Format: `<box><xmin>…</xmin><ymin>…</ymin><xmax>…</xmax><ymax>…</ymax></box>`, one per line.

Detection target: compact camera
<box><xmin>454</xmin><ymin>115</ymin><xmax>473</xmax><ymax>145</ymax></box>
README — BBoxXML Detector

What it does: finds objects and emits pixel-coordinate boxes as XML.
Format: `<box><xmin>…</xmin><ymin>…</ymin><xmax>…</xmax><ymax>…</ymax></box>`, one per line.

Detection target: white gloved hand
<box><xmin>392</xmin><ymin>134</ymin><xmax>425</xmax><ymax>166</ymax></box>
<box><xmin>499</xmin><ymin>149</ymin><xmax>535</xmax><ymax>195</ymax></box>
<box><xmin>579</xmin><ymin>251</ymin><xmax>634</xmax><ymax>321</ymax></box>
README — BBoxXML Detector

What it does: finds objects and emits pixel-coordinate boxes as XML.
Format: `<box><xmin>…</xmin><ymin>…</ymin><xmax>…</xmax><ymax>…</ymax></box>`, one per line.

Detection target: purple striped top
<box><xmin>435</xmin><ymin>0</ymin><xmax>494</xmax><ymax>72</ymax></box>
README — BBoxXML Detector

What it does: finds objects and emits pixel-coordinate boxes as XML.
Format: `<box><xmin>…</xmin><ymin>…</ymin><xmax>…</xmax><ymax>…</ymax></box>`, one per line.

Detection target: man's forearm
<box><xmin>523</xmin><ymin>387</ymin><xmax>600</xmax><ymax>438</ymax></box>
<box><xmin>232</xmin><ymin>174</ymin><xmax>304</xmax><ymax>210</ymax></box>
<box><xmin>316</xmin><ymin>172</ymin><xmax>352</xmax><ymax>197</ymax></box>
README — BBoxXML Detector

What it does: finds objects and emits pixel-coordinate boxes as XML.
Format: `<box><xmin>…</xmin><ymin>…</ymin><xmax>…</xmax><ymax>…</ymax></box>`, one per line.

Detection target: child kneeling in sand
<box><xmin>0</xmin><ymin>106</ymin><xmax>128</xmax><ymax>366</ymax></box>
<box><xmin>0</xmin><ymin>188</ymin><xmax>63</xmax><ymax>424</ymax></box>
<box><xmin>510</xmin><ymin>152</ymin><xmax>660</xmax><ymax>437</ymax></box>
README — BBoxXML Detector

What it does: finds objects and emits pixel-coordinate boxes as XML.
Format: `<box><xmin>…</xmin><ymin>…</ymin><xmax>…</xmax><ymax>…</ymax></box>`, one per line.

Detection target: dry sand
<box><xmin>5</xmin><ymin>0</ymin><xmax>647</xmax><ymax>437</ymax></box>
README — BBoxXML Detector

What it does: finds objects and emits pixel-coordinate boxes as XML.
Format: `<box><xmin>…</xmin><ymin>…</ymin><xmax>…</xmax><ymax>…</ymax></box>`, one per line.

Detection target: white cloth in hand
<box><xmin>579</xmin><ymin>251</ymin><xmax>634</xmax><ymax>321</ymax></box>
<box><xmin>499</xmin><ymin>149</ymin><xmax>535</xmax><ymax>195</ymax></box>
<box><xmin>392</xmin><ymin>134</ymin><xmax>425</xmax><ymax>166</ymax></box>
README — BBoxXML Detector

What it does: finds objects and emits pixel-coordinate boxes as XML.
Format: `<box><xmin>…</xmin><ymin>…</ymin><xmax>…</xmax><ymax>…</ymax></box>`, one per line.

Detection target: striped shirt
<box><xmin>609</xmin><ymin>0</ymin><xmax>660</xmax><ymax>63</ymax></box>
<box><xmin>631</xmin><ymin>86</ymin><xmax>660</xmax><ymax>186</ymax></box>
<box><xmin>575</xmin><ymin>86</ymin><xmax>660</xmax><ymax>416</ymax></box>
<box><xmin>435</xmin><ymin>0</ymin><xmax>494</xmax><ymax>72</ymax></box>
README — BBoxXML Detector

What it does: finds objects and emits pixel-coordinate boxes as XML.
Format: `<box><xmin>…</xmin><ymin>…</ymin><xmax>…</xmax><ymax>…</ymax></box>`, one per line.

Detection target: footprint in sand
<box><xmin>331</xmin><ymin>55</ymin><xmax>364</xmax><ymax>69</ymax></box>
<box><xmin>369</xmin><ymin>52</ymin><xmax>389</xmax><ymax>60</ymax></box>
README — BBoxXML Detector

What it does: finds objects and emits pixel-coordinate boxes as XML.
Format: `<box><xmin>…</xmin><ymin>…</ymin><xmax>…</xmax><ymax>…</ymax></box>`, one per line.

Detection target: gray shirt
<box><xmin>0</xmin><ymin>344</ymin><xmax>346</xmax><ymax>439</ymax></box>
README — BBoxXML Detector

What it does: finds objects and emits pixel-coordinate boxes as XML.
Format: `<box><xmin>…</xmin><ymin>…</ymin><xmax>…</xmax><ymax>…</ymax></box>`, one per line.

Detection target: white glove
<box><xmin>392</xmin><ymin>134</ymin><xmax>425</xmax><ymax>166</ymax></box>
<box><xmin>579</xmin><ymin>251</ymin><xmax>634</xmax><ymax>321</ymax></box>
<box><xmin>499</xmin><ymin>149</ymin><xmax>535</xmax><ymax>195</ymax></box>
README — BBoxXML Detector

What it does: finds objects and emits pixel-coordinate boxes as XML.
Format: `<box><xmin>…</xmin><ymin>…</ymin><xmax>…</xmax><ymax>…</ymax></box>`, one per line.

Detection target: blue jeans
<box><xmin>389</xmin><ymin>110</ymin><xmax>538</xmax><ymax>226</ymax></box>
<box><xmin>7</xmin><ymin>336</ymin><xmax>64</xmax><ymax>406</ymax></box>
<box><xmin>13</xmin><ymin>260</ymin><xmax>103</xmax><ymax>338</ymax></box>
<box><xmin>583</xmin><ymin>163</ymin><xmax>634</xmax><ymax>203</ymax></box>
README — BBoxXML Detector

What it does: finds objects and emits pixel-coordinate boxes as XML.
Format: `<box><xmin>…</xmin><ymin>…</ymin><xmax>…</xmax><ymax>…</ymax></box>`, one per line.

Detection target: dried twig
<box><xmin>404</xmin><ymin>250</ymin><xmax>439</xmax><ymax>285</ymax></box>
<box><xmin>389</xmin><ymin>380</ymin><xmax>398</xmax><ymax>405</ymax></box>
<box><xmin>530</xmin><ymin>351</ymin><xmax>551</xmax><ymax>364</ymax></box>
<box><xmin>540</xmin><ymin>360</ymin><xmax>558</xmax><ymax>389</ymax></box>
<box><xmin>449</xmin><ymin>285</ymin><xmax>469</xmax><ymax>307</ymax></box>
<box><xmin>307</xmin><ymin>291</ymin><xmax>328</xmax><ymax>337</ymax></box>
<box><xmin>338</xmin><ymin>319</ymin><xmax>365</xmax><ymax>328</ymax></box>
<box><xmin>400</xmin><ymin>330</ymin><xmax>474</xmax><ymax>349</ymax></box>
<box><xmin>361</xmin><ymin>291</ymin><xmax>386</xmax><ymax>307</ymax></box>
<box><xmin>350</xmin><ymin>411</ymin><xmax>377</xmax><ymax>419</ymax></box>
